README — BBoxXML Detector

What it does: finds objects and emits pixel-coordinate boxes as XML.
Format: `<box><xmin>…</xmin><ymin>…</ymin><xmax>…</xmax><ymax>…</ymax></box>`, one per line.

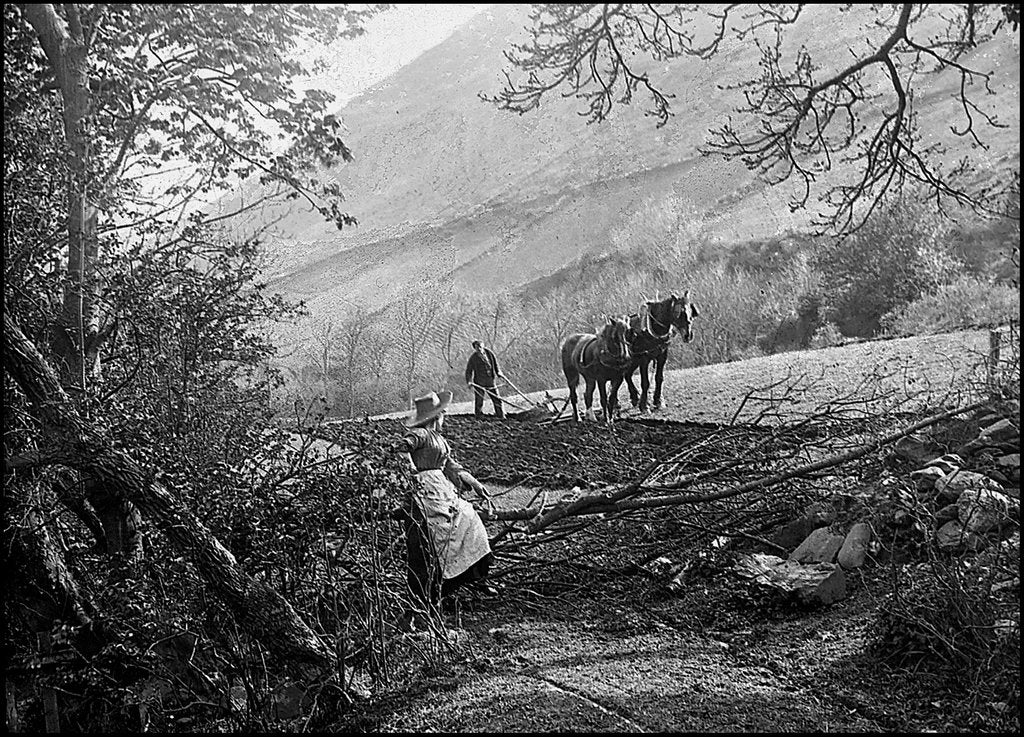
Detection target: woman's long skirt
<box><xmin>405</xmin><ymin>469</ymin><xmax>492</xmax><ymax>605</ymax></box>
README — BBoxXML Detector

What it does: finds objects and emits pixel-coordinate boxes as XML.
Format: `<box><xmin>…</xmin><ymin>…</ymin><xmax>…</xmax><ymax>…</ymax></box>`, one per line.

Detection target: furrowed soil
<box><xmin>337</xmin><ymin>329</ymin><xmax>1017</xmax><ymax>732</ymax></box>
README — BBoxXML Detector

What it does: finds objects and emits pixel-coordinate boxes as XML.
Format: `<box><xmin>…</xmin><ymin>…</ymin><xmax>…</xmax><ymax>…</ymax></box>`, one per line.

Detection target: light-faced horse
<box><xmin>560</xmin><ymin>316</ymin><xmax>632</xmax><ymax>424</ymax></box>
<box><xmin>614</xmin><ymin>292</ymin><xmax>699</xmax><ymax>413</ymax></box>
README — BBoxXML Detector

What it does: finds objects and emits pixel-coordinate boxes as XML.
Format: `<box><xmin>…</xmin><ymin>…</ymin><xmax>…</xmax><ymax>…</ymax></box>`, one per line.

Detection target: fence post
<box><xmin>37</xmin><ymin>633</ymin><xmax>60</xmax><ymax>733</ymax></box>
<box><xmin>6</xmin><ymin>679</ymin><xmax>21</xmax><ymax>733</ymax></box>
<box><xmin>987</xmin><ymin>328</ymin><xmax>1001</xmax><ymax>394</ymax></box>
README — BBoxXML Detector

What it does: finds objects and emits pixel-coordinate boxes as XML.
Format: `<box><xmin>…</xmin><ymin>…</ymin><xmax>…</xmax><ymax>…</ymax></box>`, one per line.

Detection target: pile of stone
<box><xmin>729</xmin><ymin>400</ymin><xmax>1020</xmax><ymax>608</ymax></box>
<box><xmin>731</xmin><ymin>503</ymin><xmax>870</xmax><ymax>608</ymax></box>
<box><xmin>904</xmin><ymin>405</ymin><xmax>1020</xmax><ymax>552</ymax></box>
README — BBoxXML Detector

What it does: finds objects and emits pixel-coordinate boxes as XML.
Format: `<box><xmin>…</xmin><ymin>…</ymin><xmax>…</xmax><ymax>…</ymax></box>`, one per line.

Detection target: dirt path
<box><xmin>370</xmin><ymin>568</ymin><xmax>915</xmax><ymax>733</ymax></box>
<box><xmin>382</xmin><ymin>615</ymin><xmax>878</xmax><ymax>732</ymax></box>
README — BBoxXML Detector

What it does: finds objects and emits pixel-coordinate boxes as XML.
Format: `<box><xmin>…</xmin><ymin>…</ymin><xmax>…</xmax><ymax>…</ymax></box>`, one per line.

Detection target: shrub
<box><xmin>809</xmin><ymin>322</ymin><xmax>844</xmax><ymax>349</ymax></box>
<box><xmin>881</xmin><ymin>276</ymin><xmax>1021</xmax><ymax>336</ymax></box>
<box><xmin>815</xmin><ymin>193</ymin><xmax>963</xmax><ymax>337</ymax></box>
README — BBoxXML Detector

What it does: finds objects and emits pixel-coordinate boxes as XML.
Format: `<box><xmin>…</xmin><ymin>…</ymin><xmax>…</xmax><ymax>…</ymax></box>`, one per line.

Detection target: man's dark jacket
<box><xmin>465</xmin><ymin>348</ymin><xmax>500</xmax><ymax>387</ymax></box>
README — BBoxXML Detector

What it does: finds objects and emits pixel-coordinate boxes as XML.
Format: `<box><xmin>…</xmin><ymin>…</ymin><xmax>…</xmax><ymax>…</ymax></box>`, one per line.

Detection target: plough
<box><xmin>468</xmin><ymin>374</ymin><xmax>572</xmax><ymax>424</ymax></box>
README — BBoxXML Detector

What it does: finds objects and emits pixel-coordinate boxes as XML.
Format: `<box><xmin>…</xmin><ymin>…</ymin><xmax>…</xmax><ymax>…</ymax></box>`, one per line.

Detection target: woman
<box><xmin>396</xmin><ymin>390</ymin><xmax>495</xmax><ymax>620</ymax></box>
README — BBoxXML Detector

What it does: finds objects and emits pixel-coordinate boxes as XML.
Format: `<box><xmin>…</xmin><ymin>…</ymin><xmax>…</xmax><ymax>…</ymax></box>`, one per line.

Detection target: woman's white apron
<box><xmin>413</xmin><ymin>469</ymin><xmax>491</xmax><ymax>580</ymax></box>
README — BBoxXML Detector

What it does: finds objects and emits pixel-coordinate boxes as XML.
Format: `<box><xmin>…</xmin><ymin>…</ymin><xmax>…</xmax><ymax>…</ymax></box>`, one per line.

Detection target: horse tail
<box><xmin>560</xmin><ymin>334</ymin><xmax>581</xmax><ymax>388</ymax></box>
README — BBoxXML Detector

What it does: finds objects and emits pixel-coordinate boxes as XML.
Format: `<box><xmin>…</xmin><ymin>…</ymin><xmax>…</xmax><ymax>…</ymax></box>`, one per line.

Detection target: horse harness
<box><xmin>627</xmin><ymin>307</ymin><xmax>673</xmax><ymax>360</ymax></box>
<box><xmin>573</xmin><ymin>334</ymin><xmax>632</xmax><ymax>372</ymax></box>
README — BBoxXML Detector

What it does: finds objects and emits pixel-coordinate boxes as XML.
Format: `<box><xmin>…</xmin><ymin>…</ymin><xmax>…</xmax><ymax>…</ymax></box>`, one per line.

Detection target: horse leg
<box><xmin>597</xmin><ymin>381</ymin><xmax>610</xmax><ymax>424</ymax></box>
<box><xmin>652</xmin><ymin>350</ymin><xmax>668</xmax><ymax>410</ymax></box>
<box><xmin>610</xmin><ymin>375</ymin><xmax>624</xmax><ymax>420</ymax></box>
<box><xmin>638</xmin><ymin>360</ymin><xmax>651</xmax><ymax>413</ymax></box>
<box><xmin>626</xmin><ymin>368</ymin><xmax>640</xmax><ymax>407</ymax></box>
<box><xmin>564</xmin><ymin>366</ymin><xmax>581</xmax><ymax>423</ymax></box>
<box><xmin>584</xmin><ymin>378</ymin><xmax>598</xmax><ymax>422</ymax></box>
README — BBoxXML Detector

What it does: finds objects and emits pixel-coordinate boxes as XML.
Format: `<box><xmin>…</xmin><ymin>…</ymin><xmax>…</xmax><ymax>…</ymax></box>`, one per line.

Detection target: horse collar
<box><xmin>641</xmin><ymin>308</ymin><xmax>671</xmax><ymax>340</ymax></box>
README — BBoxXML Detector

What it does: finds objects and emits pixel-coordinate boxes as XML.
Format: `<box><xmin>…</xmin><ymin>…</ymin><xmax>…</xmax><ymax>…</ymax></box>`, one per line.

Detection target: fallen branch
<box><xmin>485</xmin><ymin>399</ymin><xmax>990</xmax><ymax>529</ymax></box>
<box><xmin>3</xmin><ymin>313</ymin><xmax>335</xmax><ymax>679</ymax></box>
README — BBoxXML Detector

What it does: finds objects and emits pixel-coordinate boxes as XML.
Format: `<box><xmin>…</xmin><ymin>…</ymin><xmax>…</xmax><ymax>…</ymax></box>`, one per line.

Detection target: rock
<box><xmin>975</xmin><ymin>412</ymin><xmax>1004</xmax><ymax>427</ymax></box>
<box><xmin>790</xmin><ymin>527</ymin><xmax>846</xmax><ymax>564</ymax></box>
<box><xmin>733</xmin><ymin>553</ymin><xmax>847</xmax><ymax>607</ymax></box>
<box><xmin>934</xmin><ymin>503</ymin><xmax>960</xmax><ymax>527</ymax></box>
<box><xmin>954</xmin><ymin>440</ymin><xmax>987</xmax><ymax>458</ymax></box>
<box><xmin>771</xmin><ymin>500</ymin><xmax>837</xmax><ymax>549</ymax></box>
<box><xmin>837</xmin><ymin>523</ymin><xmax>872</xmax><ymax>570</ymax></box>
<box><xmin>979</xmin><ymin>418</ymin><xmax>1019</xmax><ymax>442</ymax></box>
<box><xmin>910</xmin><ymin>466</ymin><xmax>946</xmax><ymax>491</ymax></box>
<box><xmin>957</xmin><ymin>488</ymin><xmax>1018</xmax><ymax>533</ymax></box>
<box><xmin>893</xmin><ymin>434</ymin><xmax>943</xmax><ymax>466</ymax></box>
<box><xmin>926</xmin><ymin>454</ymin><xmax>963</xmax><ymax>475</ymax></box>
<box><xmin>271</xmin><ymin>682</ymin><xmax>309</xmax><ymax>721</ymax></box>
<box><xmin>985</xmin><ymin>469</ymin><xmax>1010</xmax><ymax>486</ymax></box>
<box><xmin>643</xmin><ymin>556</ymin><xmax>675</xmax><ymax>577</ymax></box>
<box><xmin>997</xmin><ymin>453</ymin><xmax>1020</xmax><ymax>470</ymax></box>
<box><xmin>934</xmin><ymin>470</ymin><xmax>1004</xmax><ymax>502</ymax></box>
<box><xmin>935</xmin><ymin>520</ymin><xmax>984</xmax><ymax>552</ymax></box>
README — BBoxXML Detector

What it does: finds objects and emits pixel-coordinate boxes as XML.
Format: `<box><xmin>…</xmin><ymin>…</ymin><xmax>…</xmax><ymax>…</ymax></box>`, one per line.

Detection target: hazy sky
<box><xmin>300</xmin><ymin>4</ymin><xmax>492</xmax><ymax>107</ymax></box>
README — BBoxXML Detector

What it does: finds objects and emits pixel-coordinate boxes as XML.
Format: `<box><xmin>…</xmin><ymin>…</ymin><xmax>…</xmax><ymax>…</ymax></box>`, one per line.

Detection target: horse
<box><xmin>613</xmin><ymin>292</ymin><xmax>699</xmax><ymax>413</ymax></box>
<box><xmin>560</xmin><ymin>315</ymin><xmax>633</xmax><ymax>424</ymax></box>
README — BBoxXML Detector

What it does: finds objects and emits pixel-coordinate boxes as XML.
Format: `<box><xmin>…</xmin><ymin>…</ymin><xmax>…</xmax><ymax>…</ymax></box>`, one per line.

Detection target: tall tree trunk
<box><xmin>24</xmin><ymin>3</ymin><xmax>95</xmax><ymax>386</ymax></box>
<box><xmin>25</xmin><ymin>4</ymin><xmax>137</xmax><ymax>557</ymax></box>
<box><xmin>4</xmin><ymin>313</ymin><xmax>336</xmax><ymax>678</ymax></box>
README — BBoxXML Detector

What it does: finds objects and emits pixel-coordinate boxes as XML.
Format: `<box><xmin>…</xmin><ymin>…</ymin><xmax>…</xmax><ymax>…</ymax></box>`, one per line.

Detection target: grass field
<box><xmin>372</xmin><ymin>328</ymin><xmax>1000</xmax><ymax>425</ymax></box>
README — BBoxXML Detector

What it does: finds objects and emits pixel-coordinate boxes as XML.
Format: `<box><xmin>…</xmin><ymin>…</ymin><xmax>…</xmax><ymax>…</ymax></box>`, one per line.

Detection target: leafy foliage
<box><xmin>2</xmin><ymin>6</ymin><xmax>67</xmax><ymax>343</ymax></box>
<box><xmin>813</xmin><ymin>193</ymin><xmax>963</xmax><ymax>337</ymax></box>
<box><xmin>882</xmin><ymin>276</ymin><xmax>1021</xmax><ymax>336</ymax></box>
<box><xmin>15</xmin><ymin>3</ymin><xmax>375</xmax><ymax>232</ymax></box>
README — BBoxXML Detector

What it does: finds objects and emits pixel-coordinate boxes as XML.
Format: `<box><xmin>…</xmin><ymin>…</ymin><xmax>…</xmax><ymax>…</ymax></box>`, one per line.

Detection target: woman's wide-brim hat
<box><xmin>405</xmin><ymin>390</ymin><xmax>453</xmax><ymax>428</ymax></box>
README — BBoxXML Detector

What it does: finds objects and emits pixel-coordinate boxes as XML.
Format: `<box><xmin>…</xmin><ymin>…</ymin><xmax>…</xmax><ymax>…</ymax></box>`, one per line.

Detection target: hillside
<box><xmin>236</xmin><ymin>5</ymin><xmax>1019</xmax><ymax>355</ymax></box>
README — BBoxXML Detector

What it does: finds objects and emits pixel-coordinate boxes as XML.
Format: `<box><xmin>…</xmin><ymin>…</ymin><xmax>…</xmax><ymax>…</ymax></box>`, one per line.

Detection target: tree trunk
<box><xmin>24</xmin><ymin>3</ymin><xmax>98</xmax><ymax>387</ymax></box>
<box><xmin>25</xmin><ymin>4</ymin><xmax>137</xmax><ymax>557</ymax></box>
<box><xmin>4</xmin><ymin>313</ymin><xmax>336</xmax><ymax>678</ymax></box>
<box><xmin>6</xmin><ymin>501</ymin><xmax>95</xmax><ymax>633</ymax></box>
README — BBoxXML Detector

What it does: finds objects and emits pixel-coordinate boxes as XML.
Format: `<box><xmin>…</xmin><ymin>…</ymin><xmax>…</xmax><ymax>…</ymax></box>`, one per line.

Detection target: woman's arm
<box><xmin>394</xmin><ymin>431</ymin><xmax>423</xmax><ymax>474</ymax></box>
<box><xmin>398</xmin><ymin>451</ymin><xmax>418</xmax><ymax>474</ymax></box>
<box><xmin>445</xmin><ymin>457</ymin><xmax>491</xmax><ymax>501</ymax></box>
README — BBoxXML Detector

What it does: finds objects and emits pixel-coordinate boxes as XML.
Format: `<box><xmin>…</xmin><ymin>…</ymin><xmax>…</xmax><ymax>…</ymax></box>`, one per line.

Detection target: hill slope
<box><xmin>240</xmin><ymin>5</ymin><xmax>1018</xmax><ymax>350</ymax></box>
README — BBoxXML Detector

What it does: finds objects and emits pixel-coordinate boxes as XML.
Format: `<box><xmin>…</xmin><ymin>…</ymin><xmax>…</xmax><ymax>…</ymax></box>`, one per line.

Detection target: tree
<box><xmin>332</xmin><ymin>306</ymin><xmax>374</xmax><ymax>417</ymax></box>
<box><xmin>392</xmin><ymin>289</ymin><xmax>446</xmax><ymax>399</ymax></box>
<box><xmin>4</xmin><ymin>2</ymin><xmax>382</xmax><ymax>687</ymax></box>
<box><xmin>485</xmin><ymin>4</ymin><xmax>1019</xmax><ymax>236</ymax></box>
<box><xmin>13</xmin><ymin>3</ymin><xmax>376</xmax><ymax>386</ymax></box>
<box><xmin>303</xmin><ymin>315</ymin><xmax>338</xmax><ymax>409</ymax></box>
<box><xmin>433</xmin><ymin>293</ymin><xmax>476</xmax><ymax>370</ymax></box>
<box><xmin>4</xmin><ymin>312</ymin><xmax>336</xmax><ymax>677</ymax></box>
<box><xmin>532</xmin><ymin>286</ymin><xmax>587</xmax><ymax>363</ymax></box>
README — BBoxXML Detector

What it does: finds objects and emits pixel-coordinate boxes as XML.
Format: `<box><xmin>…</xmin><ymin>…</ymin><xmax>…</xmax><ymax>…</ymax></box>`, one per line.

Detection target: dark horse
<box><xmin>560</xmin><ymin>316</ymin><xmax>633</xmax><ymax>424</ymax></box>
<box><xmin>613</xmin><ymin>292</ymin><xmax>699</xmax><ymax>413</ymax></box>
